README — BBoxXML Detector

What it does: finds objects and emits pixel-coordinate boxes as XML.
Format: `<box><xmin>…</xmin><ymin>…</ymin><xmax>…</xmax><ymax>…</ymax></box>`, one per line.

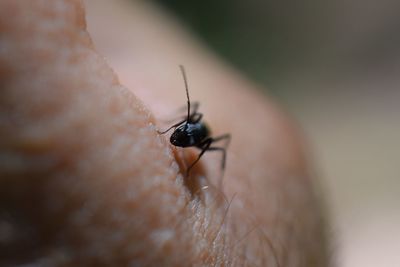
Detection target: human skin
<box><xmin>0</xmin><ymin>0</ymin><xmax>329</xmax><ymax>266</ymax></box>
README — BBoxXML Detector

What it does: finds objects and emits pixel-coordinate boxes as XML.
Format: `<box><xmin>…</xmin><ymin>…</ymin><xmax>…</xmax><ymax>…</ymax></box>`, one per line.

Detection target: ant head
<box><xmin>170</xmin><ymin>124</ymin><xmax>191</xmax><ymax>147</ymax></box>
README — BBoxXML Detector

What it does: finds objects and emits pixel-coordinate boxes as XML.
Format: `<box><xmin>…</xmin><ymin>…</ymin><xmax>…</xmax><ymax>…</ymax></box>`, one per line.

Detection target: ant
<box><xmin>158</xmin><ymin>65</ymin><xmax>231</xmax><ymax>177</ymax></box>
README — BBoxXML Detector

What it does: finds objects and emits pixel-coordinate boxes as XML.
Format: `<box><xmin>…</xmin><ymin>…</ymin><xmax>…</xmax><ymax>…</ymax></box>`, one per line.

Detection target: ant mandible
<box><xmin>158</xmin><ymin>65</ymin><xmax>231</xmax><ymax>177</ymax></box>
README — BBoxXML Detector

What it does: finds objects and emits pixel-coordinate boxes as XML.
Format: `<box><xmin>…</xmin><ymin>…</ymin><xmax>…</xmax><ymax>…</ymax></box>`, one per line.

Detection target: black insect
<box><xmin>158</xmin><ymin>65</ymin><xmax>231</xmax><ymax>176</ymax></box>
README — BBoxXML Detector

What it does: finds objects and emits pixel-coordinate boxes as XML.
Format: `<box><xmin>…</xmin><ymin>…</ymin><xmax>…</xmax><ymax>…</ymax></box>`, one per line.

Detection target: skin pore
<box><xmin>0</xmin><ymin>0</ymin><xmax>329</xmax><ymax>266</ymax></box>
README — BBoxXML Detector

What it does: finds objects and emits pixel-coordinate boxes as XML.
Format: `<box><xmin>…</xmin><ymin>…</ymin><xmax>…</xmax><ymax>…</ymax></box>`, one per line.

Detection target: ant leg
<box><xmin>209</xmin><ymin>147</ymin><xmax>228</xmax><ymax>190</ymax></box>
<box><xmin>186</xmin><ymin>138</ymin><xmax>213</xmax><ymax>176</ymax></box>
<box><xmin>175</xmin><ymin>101</ymin><xmax>200</xmax><ymax>116</ymax></box>
<box><xmin>207</xmin><ymin>134</ymin><xmax>231</xmax><ymax>186</ymax></box>
<box><xmin>190</xmin><ymin>101</ymin><xmax>200</xmax><ymax>114</ymax></box>
<box><xmin>160</xmin><ymin>102</ymin><xmax>200</xmax><ymax>125</ymax></box>
<box><xmin>206</xmin><ymin>147</ymin><xmax>227</xmax><ymax>170</ymax></box>
<box><xmin>190</xmin><ymin>112</ymin><xmax>203</xmax><ymax>123</ymax></box>
<box><xmin>207</xmin><ymin>134</ymin><xmax>231</xmax><ymax>168</ymax></box>
<box><xmin>212</xmin><ymin>134</ymin><xmax>231</xmax><ymax>150</ymax></box>
<box><xmin>187</xmin><ymin>134</ymin><xmax>231</xmax><ymax>176</ymax></box>
<box><xmin>157</xmin><ymin>118</ymin><xmax>186</xmax><ymax>134</ymax></box>
<box><xmin>186</xmin><ymin>102</ymin><xmax>200</xmax><ymax>122</ymax></box>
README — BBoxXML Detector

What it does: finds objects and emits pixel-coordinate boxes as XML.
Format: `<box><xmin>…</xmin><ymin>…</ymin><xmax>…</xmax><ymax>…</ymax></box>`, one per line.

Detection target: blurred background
<box><xmin>151</xmin><ymin>1</ymin><xmax>400</xmax><ymax>266</ymax></box>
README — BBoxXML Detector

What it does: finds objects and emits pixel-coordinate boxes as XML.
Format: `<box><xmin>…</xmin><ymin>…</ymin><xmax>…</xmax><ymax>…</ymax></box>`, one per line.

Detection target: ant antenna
<box><xmin>179</xmin><ymin>65</ymin><xmax>190</xmax><ymax>121</ymax></box>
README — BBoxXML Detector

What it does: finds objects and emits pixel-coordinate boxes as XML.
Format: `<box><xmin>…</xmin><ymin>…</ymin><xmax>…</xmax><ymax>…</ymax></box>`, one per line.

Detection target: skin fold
<box><xmin>0</xmin><ymin>0</ymin><xmax>329</xmax><ymax>266</ymax></box>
